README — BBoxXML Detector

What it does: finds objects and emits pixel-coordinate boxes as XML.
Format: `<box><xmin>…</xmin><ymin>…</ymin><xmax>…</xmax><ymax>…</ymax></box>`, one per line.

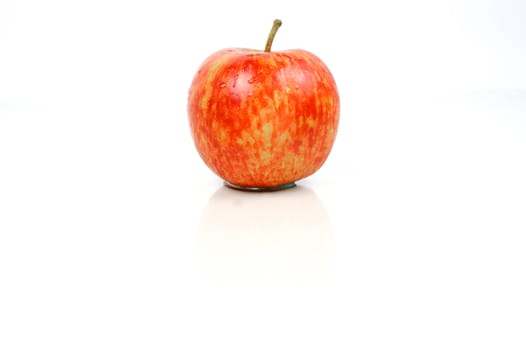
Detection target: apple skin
<box><xmin>188</xmin><ymin>48</ymin><xmax>339</xmax><ymax>189</ymax></box>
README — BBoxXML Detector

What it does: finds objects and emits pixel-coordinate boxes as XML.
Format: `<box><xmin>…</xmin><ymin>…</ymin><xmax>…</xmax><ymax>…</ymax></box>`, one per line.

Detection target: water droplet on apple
<box><xmin>232</xmin><ymin>74</ymin><xmax>239</xmax><ymax>88</ymax></box>
<box><xmin>248</xmin><ymin>76</ymin><xmax>258</xmax><ymax>84</ymax></box>
<box><xmin>219</xmin><ymin>82</ymin><xmax>227</xmax><ymax>88</ymax></box>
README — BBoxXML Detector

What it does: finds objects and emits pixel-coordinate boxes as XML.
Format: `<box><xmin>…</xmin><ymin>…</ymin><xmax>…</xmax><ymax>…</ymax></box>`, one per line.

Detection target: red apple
<box><xmin>188</xmin><ymin>19</ymin><xmax>339</xmax><ymax>191</ymax></box>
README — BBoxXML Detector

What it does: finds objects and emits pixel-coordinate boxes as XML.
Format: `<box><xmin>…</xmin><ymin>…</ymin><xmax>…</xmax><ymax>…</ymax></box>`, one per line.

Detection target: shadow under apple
<box><xmin>194</xmin><ymin>185</ymin><xmax>335</xmax><ymax>282</ymax></box>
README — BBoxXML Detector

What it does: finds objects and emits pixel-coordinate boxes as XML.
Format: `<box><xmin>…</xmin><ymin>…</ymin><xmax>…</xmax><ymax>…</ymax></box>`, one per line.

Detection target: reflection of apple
<box><xmin>195</xmin><ymin>186</ymin><xmax>334</xmax><ymax>281</ymax></box>
<box><xmin>188</xmin><ymin>20</ymin><xmax>340</xmax><ymax>190</ymax></box>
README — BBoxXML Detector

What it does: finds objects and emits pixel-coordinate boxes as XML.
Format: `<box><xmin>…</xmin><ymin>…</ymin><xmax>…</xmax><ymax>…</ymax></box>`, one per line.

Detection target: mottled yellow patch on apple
<box><xmin>261</xmin><ymin>122</ymin><xmax>273</xmax><ymax>148</ymax></box>
<box><xmin>259</xmin><ymin>150</ymin><xmax>272</xmax><ymax>164</ymax></box>
<box><xmin>278</xmin><ymin>131</ymin><xmax>292</xmax><ymax>145</ymax></box>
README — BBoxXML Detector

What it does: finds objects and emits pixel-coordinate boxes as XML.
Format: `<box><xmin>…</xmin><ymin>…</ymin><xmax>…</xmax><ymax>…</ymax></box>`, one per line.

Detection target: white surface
<box><xmin>1</xmin><ymin>1</ymin><xmax>525</xmax><ymax>349</ymax></box>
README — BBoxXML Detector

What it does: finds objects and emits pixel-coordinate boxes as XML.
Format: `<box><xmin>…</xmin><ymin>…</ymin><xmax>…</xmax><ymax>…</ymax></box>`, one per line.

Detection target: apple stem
<box><xmin>264</xmin><ymin>19</ymin><xmax>282</xmax><ymax>52</ymax></box>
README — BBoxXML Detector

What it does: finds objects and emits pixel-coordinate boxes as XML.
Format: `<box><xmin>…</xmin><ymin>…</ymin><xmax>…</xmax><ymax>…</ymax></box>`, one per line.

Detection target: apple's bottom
<box><xmin>224</xmin><ymin>181</ymin><xmax>296</xmax><ymax>192</ymax></box>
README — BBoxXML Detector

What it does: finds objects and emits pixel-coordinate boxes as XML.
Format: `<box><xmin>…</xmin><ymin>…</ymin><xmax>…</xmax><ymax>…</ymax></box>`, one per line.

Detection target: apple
<box><xmin>188</xmin><ymin>19</ymin><xmax>339</xmax><ymax>191</ymax></box>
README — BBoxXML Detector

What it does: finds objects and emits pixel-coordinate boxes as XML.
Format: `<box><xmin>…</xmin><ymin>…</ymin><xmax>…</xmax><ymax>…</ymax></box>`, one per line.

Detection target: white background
<box><xmin>1</xmin><ymin>0</ymin><xmax>525</xmax><ymax>349</ymax></box>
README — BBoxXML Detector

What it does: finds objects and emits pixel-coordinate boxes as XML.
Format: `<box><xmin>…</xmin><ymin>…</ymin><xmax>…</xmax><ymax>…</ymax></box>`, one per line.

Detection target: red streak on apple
<box><xmin>188</xmin><ymin>47</ymin><xmax>339</xmax><ymax>188</ymax></box>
